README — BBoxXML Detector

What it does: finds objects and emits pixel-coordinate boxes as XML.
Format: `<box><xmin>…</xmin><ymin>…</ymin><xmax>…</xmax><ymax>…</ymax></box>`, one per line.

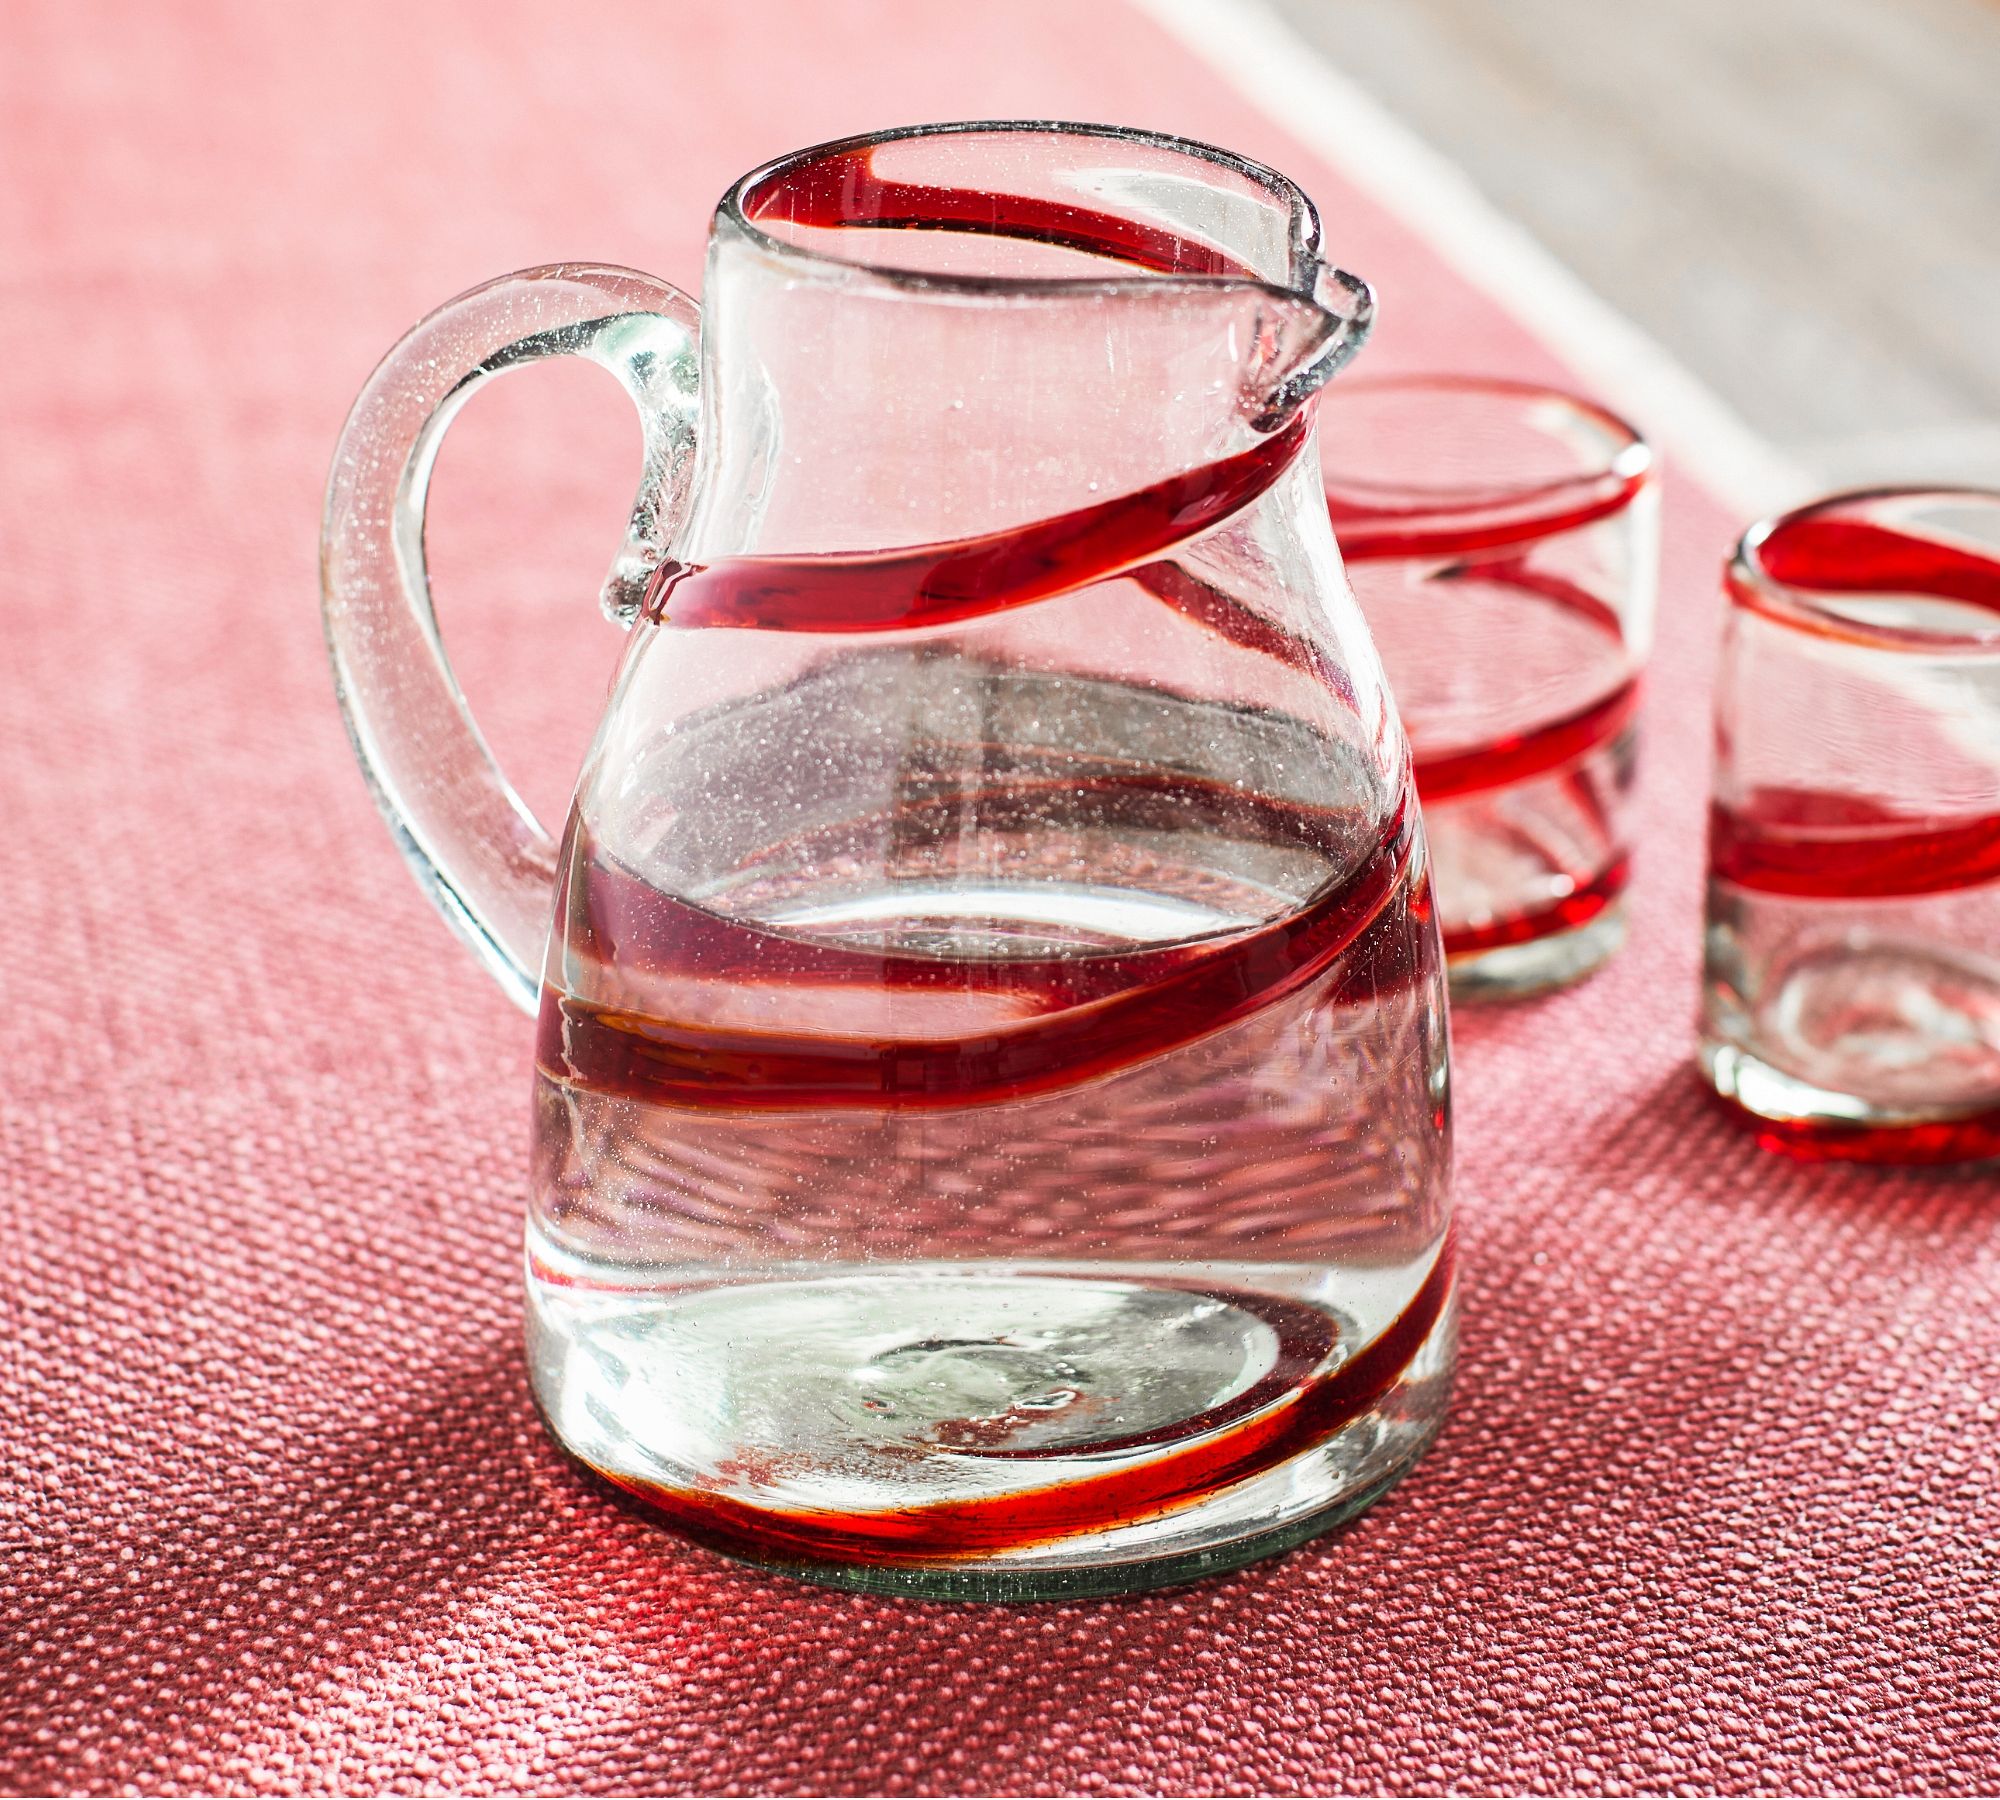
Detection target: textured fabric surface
<box><xmin>3</xmin><ymin>1</ymin><xmax>1996</xmax><ymax>1793</ymax></box>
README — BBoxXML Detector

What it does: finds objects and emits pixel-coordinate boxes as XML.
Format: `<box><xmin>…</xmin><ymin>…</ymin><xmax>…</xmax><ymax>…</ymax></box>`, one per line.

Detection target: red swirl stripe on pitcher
<box><xmin>644</xmin><ymin>411</ymin><xmax>1310</xmax><ymax>635</ymax></box>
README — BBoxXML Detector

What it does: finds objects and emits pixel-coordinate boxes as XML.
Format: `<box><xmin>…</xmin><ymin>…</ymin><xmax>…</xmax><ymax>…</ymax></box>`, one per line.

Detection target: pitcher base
<box><xmin>646</xmin><ymin>1417</ymin><xmax>1445</xmax><ymax>1601</ymax></box>
<box><xmin>529</xmin><ymin>1261</ymin><xmax>1456</xmax><ymax>1600</ymax></box>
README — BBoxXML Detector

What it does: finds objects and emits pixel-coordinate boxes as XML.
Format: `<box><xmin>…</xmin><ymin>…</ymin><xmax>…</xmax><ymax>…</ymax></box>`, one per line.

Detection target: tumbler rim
<box><xmin>1316</xmin><ymin>373</ymin><xmax>1652</xmax><ymax>563</ymax></box>
<box><xmin>1320</xmin><ymin>372</ymin><xmax>1650</xmax><ymax>503</ymax></box>
<box><xmin>1728</xmin><ymin>485</ymin><xmax>2000</xmax><ymax>654</ymax></box>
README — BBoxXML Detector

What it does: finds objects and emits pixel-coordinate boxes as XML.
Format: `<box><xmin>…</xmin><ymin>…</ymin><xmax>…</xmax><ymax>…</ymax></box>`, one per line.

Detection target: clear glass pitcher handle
<box><xmin>320</xmin><ymin>265</ymin><xmax>701</xmax><ymax>1012</ymax></box>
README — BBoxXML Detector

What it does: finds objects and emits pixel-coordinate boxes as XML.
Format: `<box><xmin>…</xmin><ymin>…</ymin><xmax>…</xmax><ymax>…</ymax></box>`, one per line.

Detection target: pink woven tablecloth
<box><xmin>3</xmin><ymin>1</ymin><xmax>1995</xmax><ymax>1792</ymax></box>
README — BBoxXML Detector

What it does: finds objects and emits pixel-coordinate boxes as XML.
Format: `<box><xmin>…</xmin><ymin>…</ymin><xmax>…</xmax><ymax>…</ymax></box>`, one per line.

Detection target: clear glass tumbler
<box><xmin>1319</xmin><ymin>376</ymin><xmax>1658</xmax><ymax>996</ymax></box>
<box><xmin>1702</xmin><ymin>487</ymin><xmax>2000</xmax><ymax>1165</ymax></box>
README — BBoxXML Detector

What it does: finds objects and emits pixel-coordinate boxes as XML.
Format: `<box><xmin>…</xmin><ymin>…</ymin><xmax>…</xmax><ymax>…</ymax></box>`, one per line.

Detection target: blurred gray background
<box><xmin>1271</xmin><ymin>0</ymin><xmax>2000</xmax><ymax>487</ymax></box>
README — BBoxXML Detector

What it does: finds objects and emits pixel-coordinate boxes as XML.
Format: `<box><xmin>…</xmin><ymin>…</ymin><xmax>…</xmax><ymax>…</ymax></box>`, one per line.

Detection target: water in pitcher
<box><xmin>527</xmin><ymin>633</ymin><xmax>1453</xmax><ymax>1590</ymax></box>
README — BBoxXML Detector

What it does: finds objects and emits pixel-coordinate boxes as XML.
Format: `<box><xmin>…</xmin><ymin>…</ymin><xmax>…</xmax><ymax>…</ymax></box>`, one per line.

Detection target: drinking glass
<box><xmin>1319</xmin><ymin>376</ymin><xmax>1658</xmax><ymax>996</ymax></box>
<box><xmin>1702</xmin><ymin>487</ymin><xmax>2000</xmax><ymax>1165</ymax></box>
<box><xmin>321</xmin><ymin>123</ymin><xmax>1457</xmax><ymax>1599</ymax></box>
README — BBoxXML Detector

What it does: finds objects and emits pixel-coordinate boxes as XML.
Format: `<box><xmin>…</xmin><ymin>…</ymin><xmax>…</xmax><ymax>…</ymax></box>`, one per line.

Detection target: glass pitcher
<box><xmin>321</xmin><ymin>122</ymin><xmax>1454</xmax><ymax>1599</ymax></box>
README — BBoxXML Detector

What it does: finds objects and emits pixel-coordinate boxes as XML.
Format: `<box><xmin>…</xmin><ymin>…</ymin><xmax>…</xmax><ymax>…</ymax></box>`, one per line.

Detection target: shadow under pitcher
<box><xmin>320</xmin><ymin>122</ymin><xmax>1456</xmax><ymax>1599</ymax></box>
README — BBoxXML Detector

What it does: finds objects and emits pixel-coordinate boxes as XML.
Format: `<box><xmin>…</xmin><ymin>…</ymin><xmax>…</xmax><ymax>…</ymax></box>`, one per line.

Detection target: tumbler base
<box><xmin>1448</xmin><ymin>898</ymin><xmax>1627</xmax><ymax>1001</ymax></box>
<box><xmin>1701</xmin><ymin>1038</ymin><xmax>2000</xmax><ymax>1167</ymax></box>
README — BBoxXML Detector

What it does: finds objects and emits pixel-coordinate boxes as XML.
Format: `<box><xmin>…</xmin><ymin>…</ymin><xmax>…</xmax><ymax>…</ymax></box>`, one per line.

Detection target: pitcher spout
<box><xmin>1245</xmin><ymin>263</ymin><xmax>1375</xmax><ymax>432</ymax></box>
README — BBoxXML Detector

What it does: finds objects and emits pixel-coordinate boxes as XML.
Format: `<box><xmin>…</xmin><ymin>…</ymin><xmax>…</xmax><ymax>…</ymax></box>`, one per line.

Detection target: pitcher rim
<box><xmin>718</xmin><ymin>119</ymin><xmax>1333</xmax><ymax>300</ymax></box>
